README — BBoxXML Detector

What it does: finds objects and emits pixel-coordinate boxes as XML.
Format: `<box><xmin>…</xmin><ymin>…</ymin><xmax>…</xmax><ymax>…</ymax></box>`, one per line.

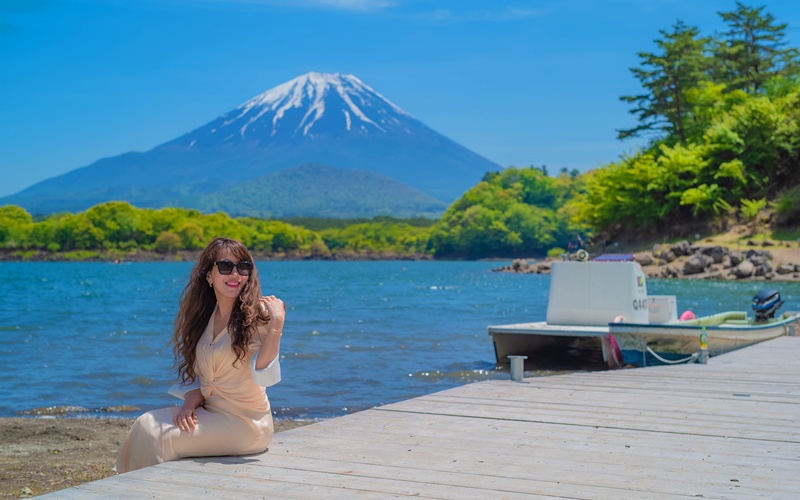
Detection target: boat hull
<box><xmin>610</xmin><ymin>313</ymin><xmax>800</xmax><ymax>367</ymax></box>
<box><xmin>488</xmin><ymin>322</ymin><xmax>621</xmax><ymax>368</ymax></box>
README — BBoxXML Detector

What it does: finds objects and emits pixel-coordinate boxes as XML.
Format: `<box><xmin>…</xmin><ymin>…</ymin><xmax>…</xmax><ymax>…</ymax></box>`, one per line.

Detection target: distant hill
<box><xmin>196</xmin><ymin>164</ymin><xmax>448</xmax><ymax>218</ymax></box>
<box><xmin>2</xmin><ymin>72</ymin><xmax>500</xmax><ymax>217</ymax></box>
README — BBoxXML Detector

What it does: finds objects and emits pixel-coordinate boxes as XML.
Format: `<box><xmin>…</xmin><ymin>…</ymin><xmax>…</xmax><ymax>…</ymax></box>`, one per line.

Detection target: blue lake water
<box><xmin>2</xmin><ymin>260</ymin><xmax>800</xmax><ymax>420</ymax></box>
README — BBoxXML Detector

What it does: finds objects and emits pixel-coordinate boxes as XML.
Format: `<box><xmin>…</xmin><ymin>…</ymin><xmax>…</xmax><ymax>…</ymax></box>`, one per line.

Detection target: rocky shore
<box><xmin>494</xmin><ymin>239</ymin><xmax>800</xmax><ymax>282</ymax></box>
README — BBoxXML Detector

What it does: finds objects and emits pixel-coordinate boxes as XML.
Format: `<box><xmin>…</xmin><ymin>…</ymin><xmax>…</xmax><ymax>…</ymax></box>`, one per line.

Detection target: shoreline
<box><xmin>494</xmin><ymin>240</ymin><xmax>800</xmax><ymax>282</ymax></box>
<box><xmin>0</xmin><ymin>248</ymin><xmax>435</xmax><ymax>263</ymax></box>
<box><xmin>0</xmin><ymin>416</ymin><xmax>315</xmax><ymax>499</ymax></box>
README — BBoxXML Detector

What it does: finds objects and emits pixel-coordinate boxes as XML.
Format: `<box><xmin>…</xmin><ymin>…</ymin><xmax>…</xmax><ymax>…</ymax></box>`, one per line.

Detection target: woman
<box><xmin>115</xmin><ymin>237</ymin><xmax>285</xmax><ymax>473</ymax></box>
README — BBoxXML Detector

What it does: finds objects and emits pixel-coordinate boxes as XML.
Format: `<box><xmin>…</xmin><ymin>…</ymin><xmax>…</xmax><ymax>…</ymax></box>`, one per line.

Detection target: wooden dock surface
<box><xmin>49</xmin><ymin>337</ymin><xmax>800</xmax><ymax>499</ymax></box>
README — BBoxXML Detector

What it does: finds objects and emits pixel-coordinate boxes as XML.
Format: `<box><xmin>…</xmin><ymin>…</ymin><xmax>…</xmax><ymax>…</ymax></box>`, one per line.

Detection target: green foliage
<box><xmin>320</xmin><ymin>221</ymin><xmax>432</xmax><ymax>255</ymax></box>
<box><xmin>581</xmin><ymin>4</ymin><xmax>800</xmax><ymax>237</ymax></box>
<box><xmin>429</xmin><ymin>167</ymin><xmax>587</xmax><ymax>258</ymax></box>
<box><xmin>619</xmin><ymin>21</ymin><xmax>711</xmax><ymax>144</ymax></box>
<box><xmin>774</xmin><ymin>185</ymin><xmax>800</xmax><ymax>226</ymax></box>
<box><xmin>740</xmin><ymin>198</ymin><xmax>767</xmax><ymax>220</ymax></box>
<box><xmin>713</xmin><ymin>2</ymin><xmax>800</xmax><ymax>93</ymax></box>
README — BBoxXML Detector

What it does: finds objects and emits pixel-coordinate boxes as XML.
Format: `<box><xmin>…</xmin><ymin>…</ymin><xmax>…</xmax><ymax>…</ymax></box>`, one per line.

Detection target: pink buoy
<box><xmin>680</xmin><ymin>310</ymin><xmax>696</xmax><ymax>321</ymax></box>
<box><xmin>608</xmin><ymin>334</ymin><xmax>623</xmax><ymax>366</ymax></box>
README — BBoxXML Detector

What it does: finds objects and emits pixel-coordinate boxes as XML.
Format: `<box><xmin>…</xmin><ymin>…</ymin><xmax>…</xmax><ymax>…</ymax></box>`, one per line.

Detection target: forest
<box><xmin>1</xmin><ymin>3</ymin><xmax>799</xmax><ymax>260</ymax></box>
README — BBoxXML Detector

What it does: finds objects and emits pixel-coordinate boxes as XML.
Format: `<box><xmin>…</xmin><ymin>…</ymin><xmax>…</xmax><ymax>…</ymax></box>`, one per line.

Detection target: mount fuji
<box><xmin>2</xmin><ymin>72</ymin><xmax>501</xmax><ymax>217</ymax></box>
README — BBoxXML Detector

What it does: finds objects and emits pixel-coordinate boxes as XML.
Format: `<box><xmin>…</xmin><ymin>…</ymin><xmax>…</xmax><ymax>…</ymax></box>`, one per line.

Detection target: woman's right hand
<box><xmin>173</xmin><ymin>406</ymin><xmax>199</xmax><ymax>432</ymax></box>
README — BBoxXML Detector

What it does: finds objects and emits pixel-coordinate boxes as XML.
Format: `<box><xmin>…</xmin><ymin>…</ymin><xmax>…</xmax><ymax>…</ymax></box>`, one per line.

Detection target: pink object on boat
<box><xmin>680</xmin><ymin>310</ymin><xmax>697</xmax><ymax>321</ymax></box>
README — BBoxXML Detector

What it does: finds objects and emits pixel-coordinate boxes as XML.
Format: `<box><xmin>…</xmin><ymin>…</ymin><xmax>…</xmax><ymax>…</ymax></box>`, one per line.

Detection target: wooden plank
<box><xmin>43</xmin><ymin>336</ymin><xmax>800</xmax><ymax>499</ymax></box>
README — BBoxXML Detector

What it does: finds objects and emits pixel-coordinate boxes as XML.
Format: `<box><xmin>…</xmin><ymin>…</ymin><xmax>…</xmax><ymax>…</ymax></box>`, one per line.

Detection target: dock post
<box><xmin>508</xmin><ymin>355</ymin><xmax>528</xmax><ymax>381</ymax></box>
<box><xmin>698</xmin><ymin>329</ymin><xmax>709</xmax><ymax>364</ymax></box>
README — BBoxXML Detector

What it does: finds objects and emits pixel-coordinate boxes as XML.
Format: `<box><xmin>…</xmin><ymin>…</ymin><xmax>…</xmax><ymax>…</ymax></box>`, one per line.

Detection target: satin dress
<box><xmin>115</xmin><ymin>313</ymin><xmax>281</xmax><ymax>473</ymax></box>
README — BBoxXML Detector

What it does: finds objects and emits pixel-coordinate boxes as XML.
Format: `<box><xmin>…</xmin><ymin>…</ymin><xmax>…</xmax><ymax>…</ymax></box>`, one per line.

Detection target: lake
<box><xmin>2</xmin><ymin>260</ymin><xmax>799</xmax><ymax>420</ymax></box>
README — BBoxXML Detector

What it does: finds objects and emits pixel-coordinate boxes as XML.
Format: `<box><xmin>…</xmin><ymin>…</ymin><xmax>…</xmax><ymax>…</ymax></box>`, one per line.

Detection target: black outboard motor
<box><xmin>752</xmin><ymin>289</ymin><xmax>784</xmax><ymax>323</ymax></box>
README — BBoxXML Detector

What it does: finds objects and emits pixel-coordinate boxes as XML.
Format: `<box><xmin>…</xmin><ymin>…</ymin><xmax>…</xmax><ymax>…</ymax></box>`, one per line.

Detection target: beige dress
<box><xmin>115</xmin><ymin>313</ymin><xmax>281</xmax><ymax>473</ymax></box>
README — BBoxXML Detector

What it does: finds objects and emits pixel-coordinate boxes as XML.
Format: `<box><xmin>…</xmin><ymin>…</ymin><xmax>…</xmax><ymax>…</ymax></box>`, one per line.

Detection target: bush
<box><xmin>774</xmin><ymin>185</ymin><xmax>800</xmax><ymax>226</ymax></box>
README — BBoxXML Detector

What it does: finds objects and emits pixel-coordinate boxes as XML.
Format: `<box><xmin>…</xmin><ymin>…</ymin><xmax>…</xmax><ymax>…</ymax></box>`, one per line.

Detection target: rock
<box><xmin>658</xmin><ymin>249</ymin><xmax>676</xmax><ymax>263</ymax></box>
<box><xmin>709</xmin><ymin>246</ymin><xmax>726</xmax><ymax>264</ymax></box>
<box><xmin>635</xmin><ymin>253</ymin><xmax>654</xmax><ymax>266</ymax></box>
<box><xmin>729</xmin><ymin>250</ymin><xmax>743</xmax><ymax>266</ymax></box>
<box><xmin>776</xmin><ymin>263</ymin><xmax>795</xmax><ymax>275</ymax></box>
<box><xmin>670</xmin><ymin>240</ymin><xmax>691</xmax><ymax>257</ymax></box>
<box><xmin>662</xmin><ymin>265</ymin><xmax>679</xmax><ymax>278</ymax></box>
<box><xmin>732</xmin><ymin>260</ymin><xmax>754</xmax><ymax>278</ymax></box>
<box><xmin>683</xmin><ymin>255</ymin><xmax>707</xmax><ymax>275</ymax></box>
<box><xmin>511</xmin><ymin>259</ymin><xmax>529</xmax><ymax>272</ymax></box>
<box><xmin>754</xmin><ymin>262</ymin><xmax>772</xmax><ymax>277</ymax></box>
<box><xmin>746</xmin><ymin>249</ymin><xmax>772</xmax><ymax>261</ymax></box>
<box><xmin>535</xmin><ymin>263</ymin><xmax>551</xmax><ymax>274</ymax></box>
<box><xmin>762</xmin><ymin>240</ymin><xmax>774</xmax><ymax>247</ymax></box>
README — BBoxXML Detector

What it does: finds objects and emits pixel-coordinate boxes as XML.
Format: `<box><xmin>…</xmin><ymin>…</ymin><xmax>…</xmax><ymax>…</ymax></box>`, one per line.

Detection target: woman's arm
<box><xmin>255</xmin><ymin>295</ymin><xmax>285</xmax><ymax>370</ymax></box>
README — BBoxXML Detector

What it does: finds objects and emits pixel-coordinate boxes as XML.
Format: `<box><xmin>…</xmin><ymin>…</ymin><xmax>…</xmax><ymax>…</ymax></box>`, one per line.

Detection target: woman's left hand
<box><xmin>259</xmin><ymin>295</ymin><xmax>285</xmax><ymax>329</ymax></box>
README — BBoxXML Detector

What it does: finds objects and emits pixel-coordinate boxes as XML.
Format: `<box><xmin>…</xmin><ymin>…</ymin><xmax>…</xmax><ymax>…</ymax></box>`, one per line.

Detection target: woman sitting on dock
<box><xmin>115</xmin><ymin>237</ymin><xmax>285</xmax><ymax>473</ymax></box>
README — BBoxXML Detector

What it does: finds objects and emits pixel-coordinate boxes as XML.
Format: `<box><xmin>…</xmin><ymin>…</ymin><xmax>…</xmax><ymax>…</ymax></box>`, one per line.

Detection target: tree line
<box><xmin>0</xmin><ymin>165</ymin><xmax>585</xmax><ymax>259</ymax></box>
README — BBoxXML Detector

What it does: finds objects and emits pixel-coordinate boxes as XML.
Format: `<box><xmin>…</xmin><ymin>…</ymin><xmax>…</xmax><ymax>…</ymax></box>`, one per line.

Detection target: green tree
<box><xmin>713</xmin><ymin>2</ymin><xmax>800</xmax><ymax>93</ymax></box>
<box><xmin>0</xmin><ymin>205</ymin><xmax>33</xmax><ymax>249</ymax></box>
<box><xmin>619</xmin><ymin>21</ymin><xmax>711</xmax><ymax>144</ymax></box>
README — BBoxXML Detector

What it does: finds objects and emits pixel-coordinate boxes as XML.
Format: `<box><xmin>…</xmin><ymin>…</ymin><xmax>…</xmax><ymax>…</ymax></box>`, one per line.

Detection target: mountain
<box><xmin>196</xmin><ymin>164</ymin><xmax>448</xmax><ymax>219</ymax></box>
<box><xmin>2</xmin><ymin>72</ymin><xmax>501</xmax><ymax>217</ymax></box>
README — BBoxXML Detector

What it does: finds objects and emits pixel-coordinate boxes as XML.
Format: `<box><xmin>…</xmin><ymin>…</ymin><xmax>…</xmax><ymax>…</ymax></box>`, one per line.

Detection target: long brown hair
<box><xmin>172</xmin><ymin>237</ymin><xmax>265</xmax><ymax>384</ymax></box>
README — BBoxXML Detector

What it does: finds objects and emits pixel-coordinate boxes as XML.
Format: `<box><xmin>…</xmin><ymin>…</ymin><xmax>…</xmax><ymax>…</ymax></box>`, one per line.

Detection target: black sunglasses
<box><xmin>213</xmin><ymin>260</ymin><xmax>253</xmax><ymax>276</ymax></box>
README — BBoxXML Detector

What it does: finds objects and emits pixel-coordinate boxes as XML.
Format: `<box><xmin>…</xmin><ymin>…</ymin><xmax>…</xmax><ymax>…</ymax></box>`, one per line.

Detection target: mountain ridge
<box><xmin>2</xmin><ymin>72</ymin><xmax>501</xmax><ymax>217</ymax></box>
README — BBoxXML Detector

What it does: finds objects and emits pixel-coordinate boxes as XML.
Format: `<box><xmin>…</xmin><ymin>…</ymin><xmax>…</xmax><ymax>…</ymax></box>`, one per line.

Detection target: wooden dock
<box><xmin>49</xmin><ymin>337</ymin><xmax>800</xmax><ymax>499</ymax></box>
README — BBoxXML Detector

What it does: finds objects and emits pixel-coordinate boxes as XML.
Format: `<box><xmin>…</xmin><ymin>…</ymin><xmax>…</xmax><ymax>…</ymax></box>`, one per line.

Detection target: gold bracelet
<box><xmin>268</xmin><ymin>328</ymin><xmax>282</xmax><ymax>337</ymax></box>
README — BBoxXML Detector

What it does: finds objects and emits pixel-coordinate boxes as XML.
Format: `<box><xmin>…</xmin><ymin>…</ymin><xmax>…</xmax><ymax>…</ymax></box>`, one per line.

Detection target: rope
<box><xmin>639</xmin><ymin>338</ymin><xmax>699</xmax><ymax>365</ymax></box>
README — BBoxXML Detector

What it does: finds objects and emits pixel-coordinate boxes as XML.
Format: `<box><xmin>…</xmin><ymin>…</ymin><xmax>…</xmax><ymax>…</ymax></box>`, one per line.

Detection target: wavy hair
<box><xmin>172</xmin><ymin>237</ymin><xmax>267</xmax><ymax>384</ymax></box>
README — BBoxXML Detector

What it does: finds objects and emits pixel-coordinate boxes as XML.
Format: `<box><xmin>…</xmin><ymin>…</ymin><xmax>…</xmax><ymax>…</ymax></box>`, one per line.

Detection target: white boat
<box><xmin>611</xmin><ymin>304</ymin><xmax>800</xmax><ymax>367</ymax></box>
<box><xmin>488</xmin><ymin>255</ymin><xmax>800</xmax><ymax>368</ymax></box>
<box><xmin>488</xmin><ymin>255</ymin><xmax>652</xmax><ymax>369</ymax></box>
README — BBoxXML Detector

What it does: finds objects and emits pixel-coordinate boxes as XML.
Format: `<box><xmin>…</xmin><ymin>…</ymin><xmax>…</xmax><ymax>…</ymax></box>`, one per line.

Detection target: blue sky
<box><xmin>2</xmin><ymin>0</ymin><xmax>800</xmax><ymax>198</ymax></box>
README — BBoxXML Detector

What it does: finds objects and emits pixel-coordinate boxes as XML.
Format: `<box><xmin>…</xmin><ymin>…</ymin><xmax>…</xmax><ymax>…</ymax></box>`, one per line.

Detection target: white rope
<box><xmin>639</xmin><ymin>338</ymin><xmax>699</xmax><ymax>365</ymax></box>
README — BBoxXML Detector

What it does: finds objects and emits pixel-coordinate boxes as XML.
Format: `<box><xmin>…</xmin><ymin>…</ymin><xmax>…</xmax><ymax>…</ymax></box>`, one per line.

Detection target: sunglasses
<box><xmin>213</xmin><ymin>260</ymin><xmax>253</xmax><ymax>276</ymax></box>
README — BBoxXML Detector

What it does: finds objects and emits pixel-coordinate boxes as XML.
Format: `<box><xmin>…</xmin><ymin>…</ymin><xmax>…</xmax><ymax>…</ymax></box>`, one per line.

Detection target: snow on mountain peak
<box><xmin>231</xmin><ymin>72</ymin><xmax>411</xmax><ymax>138</ymax></box>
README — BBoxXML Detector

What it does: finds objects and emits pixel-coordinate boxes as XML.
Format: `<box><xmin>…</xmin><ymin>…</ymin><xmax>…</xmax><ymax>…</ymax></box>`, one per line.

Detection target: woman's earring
<box><xmin>208</xmin><ymin>281</ymin><xmax>213</xmax><ymax>288</ymax></box>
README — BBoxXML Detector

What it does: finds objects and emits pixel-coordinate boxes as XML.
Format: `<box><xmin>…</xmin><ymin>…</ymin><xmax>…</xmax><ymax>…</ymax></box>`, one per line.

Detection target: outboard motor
<box><xmin>752</xmin><ymin>289</ymin><xmax>784</xmax><ymax>322</ymax></box>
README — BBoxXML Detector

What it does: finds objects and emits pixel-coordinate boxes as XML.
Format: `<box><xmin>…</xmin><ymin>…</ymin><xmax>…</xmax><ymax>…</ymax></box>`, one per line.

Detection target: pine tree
<box><xmin>713</xmin><ymin>2</ymin><xmax>799</xmax><ymax>93</ymax></box>
<box><xmin>618</xmin><ymin>21</ymin><xmax>711</xmax><ymax>144</ymax></box>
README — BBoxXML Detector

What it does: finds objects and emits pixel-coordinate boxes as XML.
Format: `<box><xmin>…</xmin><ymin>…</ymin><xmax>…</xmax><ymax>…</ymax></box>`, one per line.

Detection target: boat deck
<box><xmin>49</xmin><ymin>336</ymin><xmax>800</xmax><ymax>499</ymax></box>
<box><xmin>488</xmin><ymin>321</ymin><xmax>609</xmax><ymax>337</ymax></box>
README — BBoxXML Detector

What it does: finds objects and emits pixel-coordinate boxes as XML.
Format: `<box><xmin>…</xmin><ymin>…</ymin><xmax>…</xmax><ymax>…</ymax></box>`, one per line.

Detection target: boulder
<box><xmin>662</xmin><ymin>265</ymin><xmax>679</xmax><ymax>278</ymax></box>
<box><xmin>709</xmin><ymin>246</ymin><xmax>726</xmax><ymax>264</ymax></box>
<box><xmin>776</xmin><ymin>263</ymin><xmax>795</xmax><ymax>275</ymax></box>
<box><xmin>670</xmin><ymin>240</ymin><xmax>691</xmax><ymax>257</ymax></box>
<box><xmin>635</xmin><ymin>253</ymin><xmax>654</xmax><ymax>266</ymax></box>
<box><xmin>754</xmin><ymin>263</ymin><xmax>770</xmax><ymax>277</ymax></box>
<box><xmin>732</xmin><ymin>260</ymin><xmax>754</xmax><ymax>279</ymax></box>
<box><xmin>658</xmin><ymin>249</ymin><xmax>677</xmax><ymax>263</ymax></box>
<box><xmin>683</xmin><ymin>255</ymin><xmax>707</xmax><ymax>275</ymax></box>
<box><xmin>729</xmin><ymin>250</ymin><xmax>743</xmax><ymax>266</ymax></box>
<box><xmin>511</xmin><ymin>259</ymin><xmax>529</xmax><ymax>272</ymax></box>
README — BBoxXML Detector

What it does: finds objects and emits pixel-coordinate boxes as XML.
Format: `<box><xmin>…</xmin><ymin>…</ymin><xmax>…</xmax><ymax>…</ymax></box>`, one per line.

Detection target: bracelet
<box><xmin>268</xmin><ymin>328</ymin><xmax>282</xmax><ymax>337</ymax></box>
